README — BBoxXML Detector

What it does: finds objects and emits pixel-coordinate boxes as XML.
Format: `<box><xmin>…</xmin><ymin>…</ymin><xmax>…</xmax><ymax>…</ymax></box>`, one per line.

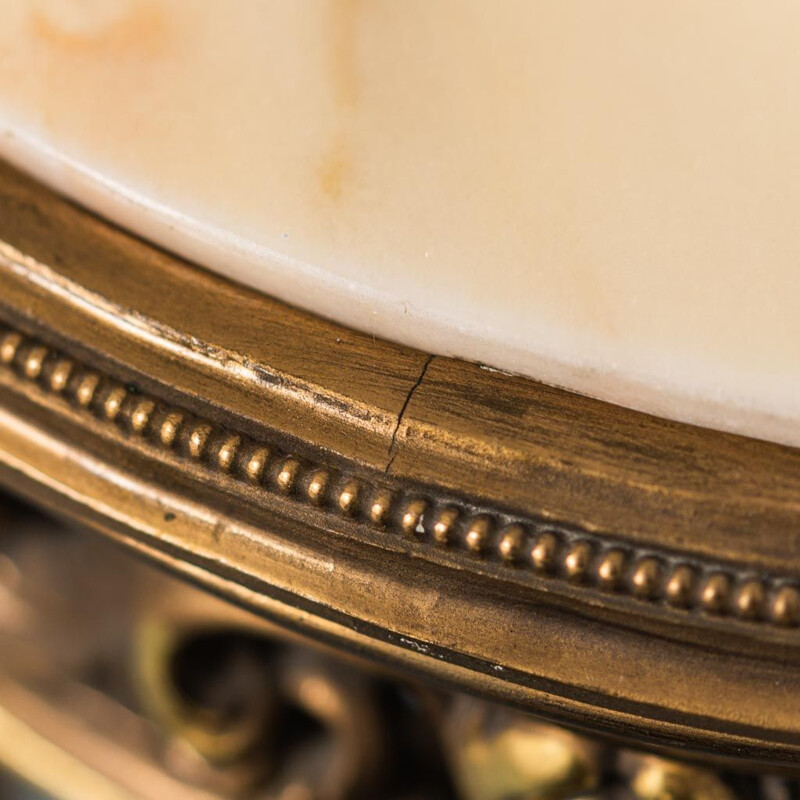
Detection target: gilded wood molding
<box><xmin>1</xmin><ymin>160</ymin><xmax>800</xmax><ymax>766</ymax></box>
<box><xmin>0</xmin><ymin>322</ymin><xmax>798</xmax><ymax>632</ymax></box>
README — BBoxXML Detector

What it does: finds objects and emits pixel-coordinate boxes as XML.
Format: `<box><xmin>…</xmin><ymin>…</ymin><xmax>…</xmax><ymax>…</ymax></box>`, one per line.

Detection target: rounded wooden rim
<box><xmin>1</xmin><ymin>159</ymin><xmax>799</xmax><ymax>766</ymax></box>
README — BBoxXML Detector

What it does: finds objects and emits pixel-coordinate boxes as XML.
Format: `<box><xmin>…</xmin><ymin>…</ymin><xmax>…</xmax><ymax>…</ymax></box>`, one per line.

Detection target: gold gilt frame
<box><xmin>1</xmin><ymin>160</ymin><xmax>799</xmax><ymax>770</ymax></box>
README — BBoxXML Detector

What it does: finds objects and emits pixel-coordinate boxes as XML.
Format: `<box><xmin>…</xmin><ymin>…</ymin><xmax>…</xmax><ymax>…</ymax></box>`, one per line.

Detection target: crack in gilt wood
<box><xmin>385</xmin><ymin>355</ymin><xmax>434</xmax><ymax>475</ymax></box>
<box><xmin>2</xmin><ymin>323</ymin><xmax>800</xmax><ymax>629</ymax></box>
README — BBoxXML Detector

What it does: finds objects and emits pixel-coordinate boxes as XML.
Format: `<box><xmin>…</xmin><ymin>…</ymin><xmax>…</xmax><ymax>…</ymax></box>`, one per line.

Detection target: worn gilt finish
<box><xmin>2</xmin><ymin>321</ymin><xmax>800</xmax><ymax>631</ymax></box>
<box><xmin>4</xmin><ymin>512</ymin><xmax>790</xmax><ymax>799</ymax></box>
<box><xmin>1</xmin><ymin>160</ymin><xmax>800</xmax><ymax>767</ymax></box>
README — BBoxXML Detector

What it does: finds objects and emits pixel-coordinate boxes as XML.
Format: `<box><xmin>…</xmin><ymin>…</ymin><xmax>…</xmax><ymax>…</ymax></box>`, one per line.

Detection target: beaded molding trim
<box><xmin>1</xmin><ymin>324</ymin><xmax>799</xmax><ymax>629</ymax></box>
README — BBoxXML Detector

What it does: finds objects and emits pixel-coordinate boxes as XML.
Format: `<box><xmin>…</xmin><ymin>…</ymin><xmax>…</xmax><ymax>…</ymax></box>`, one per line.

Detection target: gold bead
<box><xmin>734</xmin><ymin>580</ymin><xmax>765</xmax><ymax>620</ymax></box>
<box><xmin>596</xmin><ymin>549</ymin><xmax>627</xmax><ymax>590</ymax></box>
<box><xmin>243</xmin><ymin>446</ymin><xmax>270</xmax><ymax>483</ymax></box>
<box><xmin>530</xmin><ymin>532</ymin><xmax>559</xmax><ymax>573</ymax></box>
<box><xmin>368</xmin><ymin>489</ymin><xmax>393</xmax><ymax>526</ymax></box>
<box><xmin>771</xmin><ymin>585</ymin><xmax>800</xmax><ymax>627</ymax></box>
<box><xmin>102</xmin><ymin>385</ymin><xmax>128</xmax><ymax>421</ymax></box>
<box><xmin>49</xmin><ymin>359</ymin><xmax>74</xmax><ymax>393</ymax></box>
<box><xmin>0</xmin><ymin>331</ymin><xmax>22</xmax><ymax>365</ymax></box>
<box><xmin>23</xmin><ymin>345</ymin><xmax>48</xmax><ymax>379</ymax></box>
<box><xmin>464</xmin><ymin>516</ymin><xmax>491</xmax><ymax>555</ymax></box>
<box><xmin>159</xmin><ymin>411</ymin><xmax>184</xmax><ymax>447</ymax></box>
<box><xmin>187</xmin><ymin>424</ymin><xmax>213</xmax><ymax>459</ymax></box>
<box><xmin>700</xmin><ymin>573</ymin><xmax>731</xmax><ymax>614</ymax></box>
<box><xmin>664</xmin><ymin>564</ymin><xmax>695</xmax><ymax>607</ymax></box>
<box><xmin>130</xmin><ymin>399</ymin><xmax>155</xmax><ymax>433</ymax></box>
<box><xmin>215</xmin><ymin>435</ymin><xmax>241</xmax><ymax>472</ymax></box>
<box><xmin>564</xmin><ymin>541</ymin><xmax>593</xmax><ymax>582</ymax></box>
<box><xmin>432</xmin><ymin>507</ymin><xmax>459</xmax><ymax>546</ymax></box>
<box><xmin>399</xmin><ymin>499</ymin><xmax>427</xmax><ymax>536</ymax></box>
<box><xmin>497</xmin><ymin>524</ymin><xmax>525</xmax><ymax>564</ymax></box>
<box><xmin>306</xmin><ymin>470</ymin><xmax>329</xmax><ymax>504</ymax></box>
<box><xmin>74</xmin><ymin>373</ymin><xmax>101</xmax><ymax>408</ymax></box>
<box><xmin>630</xmin><ymin>558</ymin><xmax>661</xmax><ymax>599</ymax></box>
<box><xmin>337</xmin><ymin>480</ymin><xmax>360</xmax><ymax>515</ymax></box>
<box><xmin>276</xmin><ymin>458</ymin><xmax>301</xmax><ymax>493</ymax></box>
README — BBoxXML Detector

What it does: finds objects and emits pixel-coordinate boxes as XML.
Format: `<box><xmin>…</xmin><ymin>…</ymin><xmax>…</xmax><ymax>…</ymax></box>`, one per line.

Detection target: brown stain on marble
<box><xmin>30</xmin><ymin>1</ymin><xmax>165</xmax><ymax>54</ymax></box>
<box><xmin>319</xmin><ymin>137</ymin><xmax>352</xmax><ymax>203</ymax></box>
<box><xmin>330</xmin><ymin>0</ymin><xmax>361</xmax><ymax>111</ymax></box>
<box><xmin>317</xmin><ymin>0</ymin><xmax>363</xmax><ymax>203</ymax></box>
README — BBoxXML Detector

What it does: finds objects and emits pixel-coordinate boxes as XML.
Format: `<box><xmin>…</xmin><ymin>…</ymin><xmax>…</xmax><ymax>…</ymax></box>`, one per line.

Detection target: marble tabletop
<box><xmin>1</xmin><ymin>0</ymin><xmax>799</xmax><ymax>446</ymax></box>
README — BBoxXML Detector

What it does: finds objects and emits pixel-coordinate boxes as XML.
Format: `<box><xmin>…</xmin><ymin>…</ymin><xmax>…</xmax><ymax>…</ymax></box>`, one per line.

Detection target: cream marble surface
<box><xmin>1</xmin><ymin>1</ymin><xmax>800</xmax><ymax>445</ymax></box>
